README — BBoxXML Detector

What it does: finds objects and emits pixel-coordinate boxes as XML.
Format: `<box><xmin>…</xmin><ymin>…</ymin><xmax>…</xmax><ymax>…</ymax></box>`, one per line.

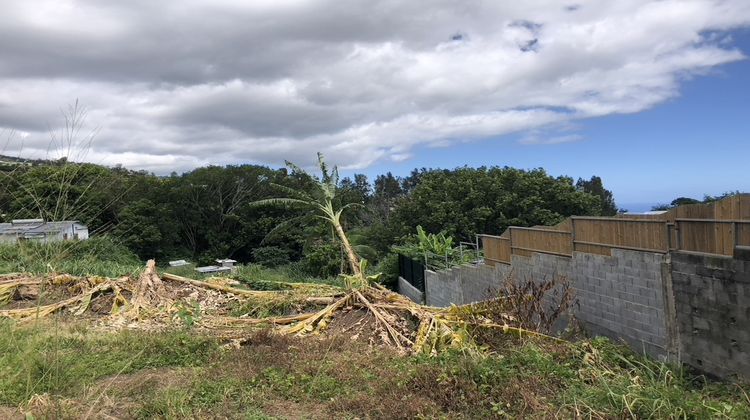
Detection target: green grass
<box><xmin>561</xmin><ymin>337</ymin><xmax>750</xmax><ymax>418</ymax></box>
<box><xmin>163</xmin><ymin>262</ymin><xmax>344</xmax><ymax>291</ymax></box>
<box><xmin>2</xmin><ymin>322</ymin><xmax>748</xmax><ymax>419</ymax></box>
<box><xmin>0</xmin><ymin>318</ymin><xmax>218</xmax><ymax>406</ymax></box>
<box><xmin>0</xmin><ymin>236</ymin><xmax>143</xmax><ymax>278</ymax></box>
<box><xmin>230</xmin><ymin>264</ymin><xmax>344</xmax><ymax>288</ymax></box>
<box><xmin>1</xmin><ymin>249</ymin><xmax>747</xmax><ymax>418</ymax></box>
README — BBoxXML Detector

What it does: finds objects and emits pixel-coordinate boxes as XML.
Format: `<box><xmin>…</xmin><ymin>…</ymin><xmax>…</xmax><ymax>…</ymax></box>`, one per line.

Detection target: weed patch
<box><xmin>2</xmin><ymin>314</ymin><xmax>749</xmax><ymax>419</ymax></box>
<box><xmin>0</xmin><ymin>319</ymin><xmax>217</xmax><ymax>406</ymax></box>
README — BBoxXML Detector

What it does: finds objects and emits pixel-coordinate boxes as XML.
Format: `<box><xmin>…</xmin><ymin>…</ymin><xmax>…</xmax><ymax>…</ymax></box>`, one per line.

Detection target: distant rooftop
<box><xmin>621</xmin><ymin>210</ymin><xmax>668</xmax><ymax>216</ymax></box>
<box><xmin>11</xmin><ymin>219</ymin><xmax>44</xmax><ymax>224</ymax></box>
<box><xmin>195</xmin><ymin>265</ymin><xmax>232</xmax><ymax>274</ymax></box>
<box><xmin>0</xmin><ymin>220</ymin><xmax>85</xmax><ymax>235</ymax></box>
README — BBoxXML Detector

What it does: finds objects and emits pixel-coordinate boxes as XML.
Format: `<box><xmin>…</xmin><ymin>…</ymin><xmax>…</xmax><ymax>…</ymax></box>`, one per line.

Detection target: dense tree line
<box><xmin>651</xmin><ymin>191</ymin><xmax>743</xmax><ymax>211</ymax></box>
<box><xmin>0</xmin><ymin>157</ymin><xmax>617</xmax><ymax>277</ymax></box>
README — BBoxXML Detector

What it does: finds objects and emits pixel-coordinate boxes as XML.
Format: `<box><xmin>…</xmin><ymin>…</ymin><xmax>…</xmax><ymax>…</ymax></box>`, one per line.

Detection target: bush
<box><xmin>393</xmin><ymin>226</ymin><xmax>479</xmax><ymax>270</ymax></box>
<box><xmin>374</xmin><ymin>252</ymin><xmax>399</xmax><ymax>290</ymax></box>
<box><xmin>301</xmin><ymin>241</ymin><xmax>342</xmax><ymax>278</ymax></box>
<box><xmin>252</xmin><ymin>246</ymin><xmax>291</xmax><ymax>268</ymax></box>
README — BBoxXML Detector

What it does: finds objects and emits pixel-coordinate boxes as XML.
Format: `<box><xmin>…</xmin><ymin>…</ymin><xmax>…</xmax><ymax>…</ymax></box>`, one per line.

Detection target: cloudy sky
<box><xmin>1</xmin><ymin>0</ymin><xmax>749</xmax><ymax>209</ymax></box>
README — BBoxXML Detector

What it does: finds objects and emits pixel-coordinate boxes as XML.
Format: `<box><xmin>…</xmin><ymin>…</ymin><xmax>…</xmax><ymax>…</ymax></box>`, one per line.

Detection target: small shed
<box><xmin>195</xmin><ymin>258</ymin><xmax>237</xmax><ymax>275</ymax></box>
<box><xmin>215</xmin><ymin>258</ymin><xmax>237</xmax><ymax>269</ymax></box>
<box><xmin>168</xmin><ymin>260</ymin><xmax>190</xmax><ymax>267</ymax></box>
<box><xmin>195</xmin><ymin>265</ymin><xmax>232</xmax><ymax>274</ymax></box>
<box><xmin>0</xmin><ymin>219</ymin><xmax>89</xmax><ymax>244</ymax></box>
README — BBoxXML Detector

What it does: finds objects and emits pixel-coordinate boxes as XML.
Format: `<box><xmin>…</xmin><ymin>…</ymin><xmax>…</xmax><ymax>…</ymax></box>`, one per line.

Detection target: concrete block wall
<box><xmin>461</xmin><ymin>263</ymin><xmax>510</xmax><ymax>303</ymax></box>
<box><xmin>424</xmin><ymin>263</ymin><xmax>510</xmax><ymax>307</ymax></box>
<box><xmin>424</xmin><ymin>249</ymin><xmax>672</xmax><ymax>359</ymax></box>
<box><xmin>511</xmin><ymin>253</ymin><xmax>571</xmax><ymax>283</ymax></box>
<box><xmin>418</xmin><ymin>245</ymin><xmax>750</xmax><ymax>379</ymax></box>
<box><xmin>508</xmin><ymin>254</ymin><xmax>572</xmax><ymax>332</ymax></box>
<box><xmin>671</xmin><ymin>252</ymin><xmax>750</xmax><ymax>379</ymax></box>
<box><xmin>571</xmin><ymin>250</ymin><xmax>671</xmax><ymax>358</ymax></box>
<box><xmin>397</xmin><ymin>276</ymin><xmax>424</xmax><ymax>304</ymax></box>
<box><xmin>424</xmin><ymin>267</ymin><xmax>464</xmax><ymax>307</ymax></box>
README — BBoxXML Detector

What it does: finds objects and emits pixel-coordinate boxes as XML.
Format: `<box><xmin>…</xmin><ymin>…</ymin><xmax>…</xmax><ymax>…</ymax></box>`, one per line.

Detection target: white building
<box><xmin>0</xmin><ymin>219</ymin><xmax>89</xmax><ymax>244</ymax></box>
<box><xmin>195</xmin><ymin>258</ymin><xmax>238</xmax><ymax>274</ymax></box>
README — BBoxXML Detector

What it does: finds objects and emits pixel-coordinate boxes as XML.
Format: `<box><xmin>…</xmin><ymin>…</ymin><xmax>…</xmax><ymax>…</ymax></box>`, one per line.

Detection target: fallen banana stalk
<box><xmin>279</xmin><ymin>293</ymin><xmax>352</xmax><ymax>335</ymax></box>
<box><xmin>201</xmin><ymin>312</ymin><xmax>312</xmax><ymax>329</ymax></box>
<box><xmin>0</xmin><ymin>272</ymin><xmax>32</xmax><ymax>280</ymax></box>
<box><xmin>305</xmin><ymin>296</ymin><xmax>336</xmax><ymax>305</ymax></box>
<box><xmin>0</xmin><ymin>282</ymin><xmax>113</xmax><ymax>321</ymax></box>
<box><xmin>441</xmin><ymin>319</ymin><xmax>566</xmax><ymax>342</ymax></box>
<box><xmin>161</xmin><ymin>273</ymin><xmax>292</xmax><ymax>298</ymax></box>
<box><xmin>0</xmin><ymin>279</ymin><xmax>44</xmax><ymax>305</ymax></box>
<box><xmin>354</xmin><ymin>289</ymin><xmax>412</xmax><ymax>348</ymax></box>
<box><xmin>0</xmin><ymin>279</ymin><xmax>43</xmax><ymax>286</ymax></box>
<box><xmin>0</xmin><ymin>259</ymin><xmax>566</xmax><ymax>356</ymax></box>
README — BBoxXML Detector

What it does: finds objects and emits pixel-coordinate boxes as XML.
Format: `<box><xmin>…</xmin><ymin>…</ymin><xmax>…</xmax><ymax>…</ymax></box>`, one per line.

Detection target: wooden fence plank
<box><xmin>478</xmin><ymin>195</ymin><xmax>750</xmax><ymax>261</ymax></box>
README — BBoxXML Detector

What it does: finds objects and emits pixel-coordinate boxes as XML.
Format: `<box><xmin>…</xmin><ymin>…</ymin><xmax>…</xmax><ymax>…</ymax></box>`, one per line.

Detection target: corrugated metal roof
<box><xmin>195</xmin><ymin>265</ymin><xmax>232</xmax><ymax>273</ymax></box>
<box><xmin>0</xmin><ymin>221</ymin><xmax>85</xmax><ymax>236</ymax></box>
<box><xmin>11</xmin><ymin>219</ymin><xmax>44</xmax><ymax>224</ymax></box>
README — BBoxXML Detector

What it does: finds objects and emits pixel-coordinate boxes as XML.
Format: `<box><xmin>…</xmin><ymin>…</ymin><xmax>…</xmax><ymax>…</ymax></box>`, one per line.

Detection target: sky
<box><xmin>1</xmin><ymin>1</ymin><xmax>749</xmax><ymax>212</ymax></box>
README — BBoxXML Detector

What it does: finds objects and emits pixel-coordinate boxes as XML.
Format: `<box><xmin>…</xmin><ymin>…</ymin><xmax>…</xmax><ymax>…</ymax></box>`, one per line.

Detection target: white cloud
<box><xmin>520</xmin><ymin>133</ymin><xmax>584</xmax><ymax>145</ymax></box>
<box><xmin>0</xmin><ymin>0</ymin><xmax>748</xmax><ymax>172</ymax></box>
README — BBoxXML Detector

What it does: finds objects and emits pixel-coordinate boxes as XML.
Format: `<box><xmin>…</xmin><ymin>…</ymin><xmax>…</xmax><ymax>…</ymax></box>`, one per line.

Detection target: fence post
<box><xmin>666</xmin><ymin>223</ymin><xmax>673</xmax><ymax>250</ymax></box>
<box><xmin>475</xmin><ymin>234</ymin><xmax>480</xmax><ymax>263</ymax></box>
<box><xmin>571</xmin><ymin>218</ymin><xmax>576</xmax><ymax>254</ymax></box>
<box><xmin>508</xmin><ymin>227</ymin><xmax>513</xmax><ymax>258</ymax></box>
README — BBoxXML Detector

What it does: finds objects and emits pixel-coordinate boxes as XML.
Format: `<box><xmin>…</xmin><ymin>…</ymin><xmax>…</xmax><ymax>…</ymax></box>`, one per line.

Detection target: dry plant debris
<box><xmin>0</xmin><ymin>260</ymin><xmax>564</xmax><ymax>354</ymax></box>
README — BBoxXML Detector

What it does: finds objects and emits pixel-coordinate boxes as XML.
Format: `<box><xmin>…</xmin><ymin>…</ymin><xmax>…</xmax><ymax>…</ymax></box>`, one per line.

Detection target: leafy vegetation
<box><xmin>0</xmin><ymin>236</ymin><xmax>142</xmax><ymax>278</ymax></box>
<box><xmin>576</xmin><ymin>175</ymin><xmax>619</xmax><ymax>215</ymax></box>
<box><xmin>1</xmin><ymin>152</ymin><xmax>617</xmax><ymax>280</ymax></box>
<box><xmin>651</xmin><ymin>191</ymin><xmax>745</xmax><ymax>211</ymax></box>
<box><xmin>0</xmin><ymin>319</ymin><xmax>217</xmax><ymax>406</ymax></box>
<box><xmin>2</xmin><ymin>108</ymin><xmax>747</xmax><ymax>419</ymax></box>
<box><xmin>393</xmin><ymin>225</ymin><xmax>478</xmax><ymax>270</ymax></box>
<box><xmin>2</xmin><ymin>323</ymin><xmax>747</xmax><ymax>419</ymax></box>
<box><xmin>250</xmin><ymin>153</ymin><xmax>366</xmax><ymax>285</ymax></box>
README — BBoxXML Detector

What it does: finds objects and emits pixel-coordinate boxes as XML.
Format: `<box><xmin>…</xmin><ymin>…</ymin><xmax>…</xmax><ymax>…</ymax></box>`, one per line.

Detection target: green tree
<box><xmin>576</xmin><ymin>176</ymin><xmax>618</xmax><ymax>216</ymax></box>
<box><xmin>670</xmin><ymin>197</ymin><xmax>701</xmax><ymax>207</ymax></box>
<box><xmin>389</xmin><ymin>166</ymin><xmax>601</xmax><ymax>241</ymax></box>
<box><xmin>251</xmin><ymin>153</ymin><xmax>364</xmax><ymax>280</ymax></box>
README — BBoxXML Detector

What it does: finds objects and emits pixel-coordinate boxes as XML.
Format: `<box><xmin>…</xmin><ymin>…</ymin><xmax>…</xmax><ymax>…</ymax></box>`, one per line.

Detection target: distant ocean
<box><xmin>618</xmin><ymin>202</ymin><xmax>659</xmax><ymax>213</ymax></box>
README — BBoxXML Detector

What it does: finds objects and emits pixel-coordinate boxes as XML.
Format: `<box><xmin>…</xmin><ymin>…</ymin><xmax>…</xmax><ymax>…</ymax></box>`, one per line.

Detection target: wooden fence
<box><xmin>480</xmin><ymin>194</ymin><xmax>750</xmax><ymax>265</ymax></box>
<box><xmin>572</xmin><ymin>217</ymin><xmax>669</xmax><ymax>255</ymax></box>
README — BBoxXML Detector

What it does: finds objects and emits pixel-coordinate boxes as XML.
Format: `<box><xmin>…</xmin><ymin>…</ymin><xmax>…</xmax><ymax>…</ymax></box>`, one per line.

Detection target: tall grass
<box><xmin>565</xmin><ymin>337</ymin><xmax>750</xmax><ymax>418</ymax></box>
<box><xmin>0</xmin><ymin>236</ymin><xmax>143</xmax><ymax>278</ymax></box>
<box><xmin>162</xmin><ymin>262</ymin><xmax>344</xmax><ymax>289</ymax></box>
<box><xmin>0</xmin><ymin>319</ymin><xmax>218</xmax><ymax>406</ymax></box>
<box><xmin>232</xmin><ymin>263</ymin><xmax>344</xmax><ymax>288</ymax></box>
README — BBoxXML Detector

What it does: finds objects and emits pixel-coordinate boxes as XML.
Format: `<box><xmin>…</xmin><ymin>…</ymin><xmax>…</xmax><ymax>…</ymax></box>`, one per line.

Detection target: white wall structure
<box><xmin>0</xmin><ymin>220</ymin><xmax>89</xmax><ymax>244</ymax></box>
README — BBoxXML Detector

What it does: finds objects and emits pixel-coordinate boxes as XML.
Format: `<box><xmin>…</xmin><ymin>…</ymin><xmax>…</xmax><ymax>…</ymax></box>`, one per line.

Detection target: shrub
<box><xmin>374</xmin><ymin>252</ymin><xmax>399</xmax><ymax>289</ymax></box>
<box><xmin>252</xmin><ymin>246</ymin><xmax>291</xmax><ymax>268</ymax></box>
<box><xmin>301</xmin><ymin>241</ymin><xmax>342</xmax><ymax>278</ymax></box>
<box><xmin>393</xmin><ymin>226</ymin><xmax>479</xmax><ymax>270</ymax></box>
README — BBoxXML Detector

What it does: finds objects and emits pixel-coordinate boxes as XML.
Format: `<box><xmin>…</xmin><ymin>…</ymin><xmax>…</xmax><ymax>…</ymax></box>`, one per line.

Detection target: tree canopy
<box><xmin>1</xmin><ymin>158</ymin><xmax>617</xmax><ymax>280</ymax></box>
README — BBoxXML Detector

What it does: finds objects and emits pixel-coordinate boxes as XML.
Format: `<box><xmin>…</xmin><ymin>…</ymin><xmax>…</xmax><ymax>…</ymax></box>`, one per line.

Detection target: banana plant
<box><xmin>250</xmin><ymin>153</ymin><xmax>365</xmax><ymax>282</ymax></box>
<box><xmin>415</xmin><ymin>225</ymin><xmax>455</xmax><ymax>260</ymax></box>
